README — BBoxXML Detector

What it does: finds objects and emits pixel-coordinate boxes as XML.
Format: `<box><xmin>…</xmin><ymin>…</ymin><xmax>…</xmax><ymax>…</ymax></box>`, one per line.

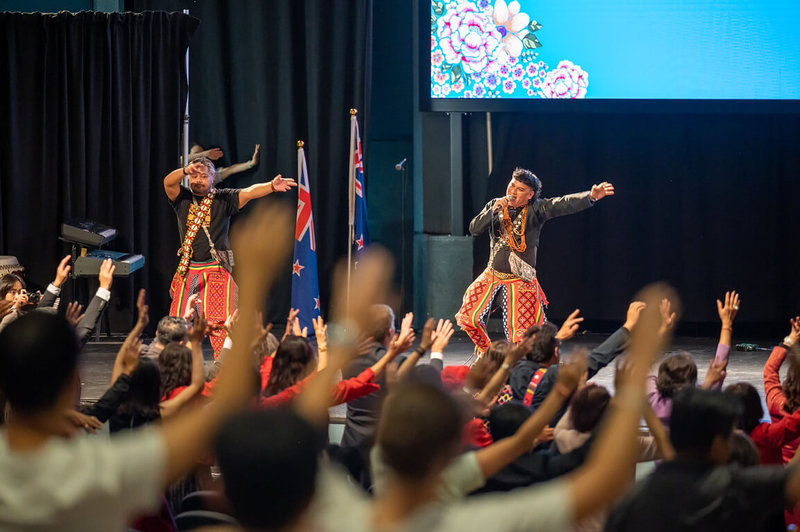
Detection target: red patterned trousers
<box><xmin>455</xmin><ymin>269</ymin><xmax>548</xmax><ymax>355</ymax></box>
<box><xmin>169</xmin><ymin>260</ymin><xmax>237</xmax><ymax>358</ymax></box>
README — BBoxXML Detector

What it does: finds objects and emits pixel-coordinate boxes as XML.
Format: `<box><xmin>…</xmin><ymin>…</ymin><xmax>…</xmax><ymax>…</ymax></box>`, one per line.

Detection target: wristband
<box><xmin>182</xmin><ymin>166</ymin><xmax>188</xmax><ymax>175</ymax></box>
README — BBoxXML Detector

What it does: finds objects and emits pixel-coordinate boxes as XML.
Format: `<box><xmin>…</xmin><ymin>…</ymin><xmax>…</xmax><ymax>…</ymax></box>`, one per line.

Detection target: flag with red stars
<box><xmin>291</xmin><ymin>142</ymin><xmax>321</xmax><ymax>335</ymax></box>
<box><xmin>349</xmin><ymin>113</ymin><xmax>370</xmax><ymax>256</ymax></box>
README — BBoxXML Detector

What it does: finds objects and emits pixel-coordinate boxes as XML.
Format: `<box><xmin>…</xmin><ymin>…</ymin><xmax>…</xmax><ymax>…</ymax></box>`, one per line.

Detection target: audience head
<box><xmin>377</xmin><ymin>383</ymin><xmax>466</xmax><ymax>481</ymax></box>
<box><xmin>670</xmin><ymin>388</ymin><xmax>741</xmax><ymax>464</ymax></box>
<box><xmin>487</xmin><ymin>403</ymin><xmax>531</xmax><ymax>440</ymax></box>
<box><xmin>724</xmin><ymin>382</ymin><xmax>764</xmax><ymax>434</ymax></box>
<box><xmin>216</xmin><ymin>409</ymin><xmax>319</xmax><ymax>531</ymax></box>
<box><xmin>264</xmin><ymin>335</ymin><xmax>315</xmax><ymax>397</ymax></box>
<box><xmin>116</xmin><ymin>358</ymin><xmax>162</xmax><ymax>427</ymax></box>
<box><xmin>0</xmin><ymin>312</ymin><xmax>78</xmax><ymax>415</ymax></box>
<box><xmin>155</xmin><ymin>315</ymin><xmax>189</xmax><ymax>346</ymax></box>
<box><xmin>656</xmin><ymin>352</ymin><xmax>697</xmax><ymax>398</ymax></box>
<box><xmin>527</xmin><ymin>322</ymin><xmax>560</xmax><ymax>365</ymax></box>
<box><xmin>728</xmin><ymin>430</ymin><xmax>760</xmax><ymax>467</ymax></box>
<box><xmin>158</xmin><ymin>342</ymin><xmax>193</xmax><ymax>399</ymax></box>
<box><xmin>366</xmin><ymin>304</ymin><xmax>395</xmax><ymax>346</ymax></box>
<box><xmin>0</xmin><ymin>273</ymin><xmax>25</xmax><ymax>301</ymax></box>
<box><xmin>570</xmin><ymin>384</ymin><xmax>611</xmax><ymax>433</ymax></box>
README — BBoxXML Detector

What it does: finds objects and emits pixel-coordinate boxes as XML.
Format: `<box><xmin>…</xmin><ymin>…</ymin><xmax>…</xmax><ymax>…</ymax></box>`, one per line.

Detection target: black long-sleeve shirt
<box><xmin>469</xmin><ymin>192</ymin><xmax>594</xmax><ymax>274</ymax></box>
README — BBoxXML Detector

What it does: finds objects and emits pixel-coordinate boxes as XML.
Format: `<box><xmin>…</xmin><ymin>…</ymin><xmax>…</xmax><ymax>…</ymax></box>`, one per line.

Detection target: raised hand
<box><xmin>291</xmin><ymin>312</ymin><xmax>308</xmax><ymax>337</ymax></box>
<box><xmin>98</xmin><ymin>258</ymin><xmax>115</xmax><ymax>290</ymax></box>
<box><xmin>390</xmin><ymin>325</ymin><xmax>416</xmax><ymax>355</ymax></box>
<box><xmin>283</xmin><ymin>308</ymin><xmax>300</xmax><ymax>341</ymax></box>
<box><xmin>224</xmin><ymin>308</ymin><xmax>240</xmax><ymax>340</ymax></box>
<box><xmin>270</xmin><ymin>175</ymin><xmax>297</xmax><ymax>193</ymax></box>
<box><xmin>506</xmin><ymin>334</ymin><xmax>535</xmax><ymax>367</ymax></box>
<box><xmin>492</xmin><ymin>195</ymin><xmax>511</xmax><ymax>213</ymax></box>
<box><xmin>12</xmin><ymin>289</ymin><xmax>29</xmax><ymax>310</ymax></box>
<box><xmin>135</xmin><ymin>289</ymin><xmax>149</xmax><ymax>329</ymax></box>
<box><xmin>431</xmin><ymin>319</ymin><xmax>455</xmax><ymax>353</ymax></box>
<box><xmin>557</xmin><ymin>347</ymin><xmax>589</xmax><ymax>394</ymax></box>
<box><xmin>789</xmin><ymin>316</ymin><xmax>800</xmax><ymax>346</ymax></box>
<box><xmin>556</xmin><ymin>309</ymin><xmax>583</xmax><ymax>341</ymax></box>
<box><xmin>185</xmin><ymin>160</ymin><xmax>209</xmax><ymax>176</ymax></box>
<box><xmin>250</xmin><ymin>144</ymin><xmax>260</xmax><ymax>166</ymax></box>
<box><xmin>313</xmin><ymin>316</ymin><xmax>327</xmax><ymax>351</ymax></box>
<box><xmin>419</xmin><ymin>317</ymin><xmax>436</xmax><ymax>351</ymax></box>
<box><xmin>64</xmin><ymin>302</ymin><xmax>85</xmax><ymax>327</ymax></box>
<box><xmin>590</xmin><ymin>182</ymin><xmax>615</xmax><ymax>201</ymax></box>
<box><xmin>121</xmin><ymin>336</ymin><xmax>143</xmax><ymax>376</ymax></box>
<box><xmin>189</xmin><ymin>309</ymin><xmax>208</xmax><ymax>344</ymax></box>
<box><xmin>206</xmin><ymin>147</ymin><xmax>224</xmax><ymax>160</ymax></box>
<box><xmin>623</xmin><ymin>301</ymin><xmax>646</xmax><ymax>332</ymax></box>
<box><xmin>54</xmin><ymin>255</ymin><xmax>72</xmax><ymax>287</ymax></box>
<box><xmin>182</xmin><ymin>293</ymin><xmax>199</xmax><ymax>322</ymax></box>
<box><xmin>658</xmin><ymin>297</ymin><xmax>678</xmax><ymax>338</ymax></box>
<box><xmin>716</xmin><ymin>291</ymin><xmax>741</xmax><ymax>328</ymax></box>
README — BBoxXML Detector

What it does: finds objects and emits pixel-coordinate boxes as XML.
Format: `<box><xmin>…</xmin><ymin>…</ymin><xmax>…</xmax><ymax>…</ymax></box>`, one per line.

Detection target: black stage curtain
<box><xmin>132</xmin><ymin>0</ymin><xmax>373</xmax><ymax>323</ymax></box>
<box><xmin>0</xmin><ymin>11</ymin><xmax>198</xmax><ymax>331</ymax></box>
<box><xmin>478</xmin><ymin>112</ymin><xmax>800</xmax><ymax>334</ymax></box>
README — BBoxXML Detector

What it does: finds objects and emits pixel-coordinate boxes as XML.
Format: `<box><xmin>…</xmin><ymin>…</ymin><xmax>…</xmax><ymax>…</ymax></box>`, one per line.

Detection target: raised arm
<box><xmin>475</xmin><ymin>336</ymin><xmax>533</xmax><ymax>406</ymax></box>
<box><xmin>110</xmin><ymin>289</ymin><xmax>148</xmax><ymax>385</ymax></box>
<box><xmin>567</xmin><ymin>283</ymin><xmax>673</xmax><ymax>521</ymax></box>
<box><xmin>164</xmin><ymin>163</ymin><xmax>197</xmax><ymax>202</ymax></box>
<box><xmin>217</xmin><ymin>144</ymin><xmax>259</xmax><ymax>182</ymax></box>
<box><xmin>474</xmin><ymin>350</ymin><xmax>586</xmax><ymax>479</ymax></box>
<box><xmin>765</xmin><ymin>317</ymin><xmax>799</xmax><ymax>415</ymax></box>
<box><xmin>75</xmin><ymin>259</ymin><xmax>114</xmax><ymax>347</ymax></box>
<box><xmin>239</xmin><ymin>175</ymin><xmax>297</xmax><ymax>208</ymax></box>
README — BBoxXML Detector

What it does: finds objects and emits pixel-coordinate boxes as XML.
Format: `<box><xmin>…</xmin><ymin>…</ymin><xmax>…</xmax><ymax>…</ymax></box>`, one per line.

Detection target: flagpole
<box><xmin>347</xmin><ymin>109</ymin><xmax>358</xmax><ymax>316</ymax></box>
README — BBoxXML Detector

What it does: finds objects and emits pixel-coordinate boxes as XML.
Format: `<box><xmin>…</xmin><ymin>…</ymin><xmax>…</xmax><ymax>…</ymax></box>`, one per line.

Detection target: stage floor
<box><xmin>78</xmin><ymin>331</ymin><xmax>777</xmax><ymax>417</ymax></box>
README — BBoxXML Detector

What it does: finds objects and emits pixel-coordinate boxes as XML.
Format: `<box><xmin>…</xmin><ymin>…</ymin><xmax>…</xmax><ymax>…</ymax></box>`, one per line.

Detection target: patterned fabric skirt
<box><xmin>169</xmin><ymin>260</ymin><xmax>237</xmax><ymax>357</ymax></box>
<box><xmin>455</xmin><ymin>268</ymin><xmax>548</xmax><ymax>355</ymax></box>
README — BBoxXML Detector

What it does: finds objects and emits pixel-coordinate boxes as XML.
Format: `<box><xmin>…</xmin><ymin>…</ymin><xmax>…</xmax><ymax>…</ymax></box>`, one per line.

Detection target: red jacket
<box><xmin>763</xmin><ymin>345</ymin><xmax>800</xmax><ymax>463</ymax></box>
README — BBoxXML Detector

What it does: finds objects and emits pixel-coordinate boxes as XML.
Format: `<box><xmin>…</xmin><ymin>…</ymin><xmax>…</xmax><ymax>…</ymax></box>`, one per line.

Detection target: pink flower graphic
<box><xmin>436</xmin><ymin>1</ymin><xmax>508</xmax><ymax>74</ymax></box>
<box><xmin>432</xmin><ymin>50</ymin><xmax>445</xmax><ymax>67</ymax></box>
<box><xmin>527</xmin><ymin>89</ymin><xmax>534</xmax><ymax>96</ymax></box>
<box><xmin>541</xmin><ymin>60</ymin><xmax>589</xmax><ymax>99</ymax></box>
<box><xmin>434</xmin><ymin>69</ymin><xmax>449</xmax><ymax>84</ymax></box>
<box><xmin>532</xmin><ymin>77</ymin><xmax>541</xmax><ymax>87</ymax></box>
<box><xmin>499</xmin><ymin>64</ymin><xmax>510</xmax><ymax>76</ymax></box>
<box><xmin>453</xmin><ymin>79</ymin><xmax>466</xmax><ymax>93</ymax></box>
<box><xmin>526</xmin><ymin>63</ymin><xmax>538</xmax><ymax>76</ymax></box>
<box><xmin>433</xmin><ymin>84</ymin><xmax>442</xmax><ymax>96</ymax></box>
<box><xmin>512</xmin><ymin>65</ymin><xmax>525</xmax><ymax>80</ymax></box>
<box><xmin>485</xmin><ymin>73</ymin><xmax>500</xmax><ymax>88</ymax></box>
<box><xmin>502</xmin><ymin>79</ymin><xmax>517</xmax><ymax>94</ymax></box>
<box><xmin>474</xmin><ymin>84</ymin><xmax>486</xmax><ymax>97</ymax></box>
<box><xmin>522</xmin><ymin>78</ymin><xmax>531</xmax><ymax>88</ymax></box>
<box><xmin>491</xmin><ymin>0</ymin><xmax>530</xmax><ymax>58</ymax></box>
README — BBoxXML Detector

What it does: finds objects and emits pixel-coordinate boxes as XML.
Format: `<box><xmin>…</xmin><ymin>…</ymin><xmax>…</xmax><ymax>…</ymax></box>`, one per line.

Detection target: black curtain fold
<box><xmin>480</xmin><ymin>111</ymin><xmax>800</xmax><ymax>333</ymax></box>
<box><xmin>0</xmin><ymin>11</ymin><xmax>198</xmax><ymax>331</ymax></box>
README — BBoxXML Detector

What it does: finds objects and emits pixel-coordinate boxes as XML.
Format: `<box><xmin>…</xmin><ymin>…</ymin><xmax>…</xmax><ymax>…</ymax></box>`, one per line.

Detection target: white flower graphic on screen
<box><xmin>502</xmin><ymin>79</ymin><xmax>516</xmax><ymax>94</ymax></box>
<box><xmin>541</xmin><ymin>60</ymin><xmax>589</xmax><ymax>99</ymax></box>
<box><xmin>453</xmin><ymin>79</ymin><xmax>466</xmax><ymax>93</ymax></box>
<box><xmin>491</xmin><ymin>0</ymin><xmax>530</xmax><ymax>58</ymax></box>
<box><xmin>432</xmin><ymin>50</ymin><xmax>445</xmax><ymax>67</ymax></box>
<box><xmin>436</xmin><ymin>1</ymin><xmax>508</xmax><ymax>74</ymax></box>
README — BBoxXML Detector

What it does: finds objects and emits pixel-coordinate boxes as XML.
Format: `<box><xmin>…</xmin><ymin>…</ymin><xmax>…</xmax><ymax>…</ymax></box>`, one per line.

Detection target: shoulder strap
<box><xmin>523</xmin><ymin>367</ymin><xmax>548</xmax><ymax>407</ymax></box>
<box><xmin>174</xmin><ymin>191</ymin><xmax>215</xmax><ymax>278</ymax></box>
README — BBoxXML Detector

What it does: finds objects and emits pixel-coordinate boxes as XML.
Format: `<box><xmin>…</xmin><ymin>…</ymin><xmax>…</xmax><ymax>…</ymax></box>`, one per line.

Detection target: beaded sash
<box><xmin>174</xmin><ymin>191</ymin><xmax>215</xmax><ymax>279</ymax></box>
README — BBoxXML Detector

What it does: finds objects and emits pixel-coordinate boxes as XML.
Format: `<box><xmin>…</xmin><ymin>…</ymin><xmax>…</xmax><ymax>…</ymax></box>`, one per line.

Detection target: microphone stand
<box><xmin>396</xmin><ymin>159</ymin><xmax>408</xmax><ymax>314</ymax></box>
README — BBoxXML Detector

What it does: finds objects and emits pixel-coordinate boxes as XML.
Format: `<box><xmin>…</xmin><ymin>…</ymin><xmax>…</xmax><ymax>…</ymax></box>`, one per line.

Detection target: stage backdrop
<box><xmin>132</xmin><ymin>0</ymin><xmax>372</xmax><ymax>323</ymax></box>
<box><xmin>0</xmin><ymin>10</ymin><xmax>198</xmax><ymax>332</ymax></box>
<box><xmin>469</xmin><ymin>111</ymin><xmax>800</xmax><ymax>336</ymax></box>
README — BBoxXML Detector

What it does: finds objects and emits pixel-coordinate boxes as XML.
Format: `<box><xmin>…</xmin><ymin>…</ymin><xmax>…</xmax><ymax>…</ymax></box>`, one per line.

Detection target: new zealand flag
<box><xmin>291</xmin><ymin>143</ymin><xmax>321</xmax><ymax>335</ymax></box>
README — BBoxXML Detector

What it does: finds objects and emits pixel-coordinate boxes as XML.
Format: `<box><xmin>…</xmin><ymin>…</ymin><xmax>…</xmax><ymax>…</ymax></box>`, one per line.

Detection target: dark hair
<box><xmin>528</xmin><ymin>322</ymin><xmax>559</xmax><ymax>364</ymax></box>
<box><xmin>571</xmin><ymin>384</ymin><xmax>611</xmax><ymax>433</ymax></box>
<box><xmin>377</xmin><ymin>383</ymin><xmax>466</xmax><ymax>480</ymax></box>
<box><xmin>670</xmin><ymin>388</ymin><xmax>741</xmax><ymax>456</ymax></box>
<box><xmin>158</xmin><ymin>342</ymin><xmax>193</xmax><ymax>399</ymax></box>
<box><xmin>784</xmin><ymin>359</ymin><xmax>800</xmax><ymax>414</ymax></box>
<box><xmin>366</xmin><ymin>304</ymin><xmax>395</xmax><ymax>344</ymax></box>
<box><xmin>0</xmin><ymin>312</ymin><xmax>79</xmax><ymax>413</ymax></box>
<box><xmin>156</xmin><ymin>315</ymin><xmax>189</xmax><ymax>345</ymax></box>
<box><xmin>264</xmin><ymin>336</ymin><xmax>314</xmax><ymax>397</ymax></box>
<box><xmin>113</xmin><ymin>358</ymin><xmax>162</xmax><ymax>431</ymax></box>
<box><xmin>511</xmin><ymin>167</ymin><xmax>543</xmax><ymax>201</ymax></box>
<box><xmin>193</xmin><ymin>156</ymin><xmax>216</xmax><ymax>176</ymax></box>
<box><xmin>485</xmin><ymin>340</ymin><xmax>511</xmax><ymax>373</ymax></box>
<box><xmin>724</xmin><ymin>382</ymin><xmax>764</xmax><ymax>434</ymax></box>
<box><xmin>728</xmin><ymin>430</ymin><xmax>760</xmax><ymax>467</ymax></box>
<box><xmin>0</xmin><ymin>273</ymin><xmax>25</xmax><ymax>299</ymax></box>
<box><xmin>656</xmin><ymin>352</ymin><xmax>697</xmax><ymax>398</ymax></box>
<box><xmin>487</xmin><ymin>403</ymin><xmax>531</xmax><ymax>440</ymax></box>
<box><xmin>216</xmin><ymin>409</ymin><xmax>319</xmax><ymax>530</ymax></box>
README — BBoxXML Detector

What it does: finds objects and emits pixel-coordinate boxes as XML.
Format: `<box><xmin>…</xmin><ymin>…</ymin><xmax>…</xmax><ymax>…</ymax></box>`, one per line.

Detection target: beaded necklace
<box><xmin>501</xmin><ymin>204</ymin><xmax>527</xmax><ymax>252</ymax></box>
